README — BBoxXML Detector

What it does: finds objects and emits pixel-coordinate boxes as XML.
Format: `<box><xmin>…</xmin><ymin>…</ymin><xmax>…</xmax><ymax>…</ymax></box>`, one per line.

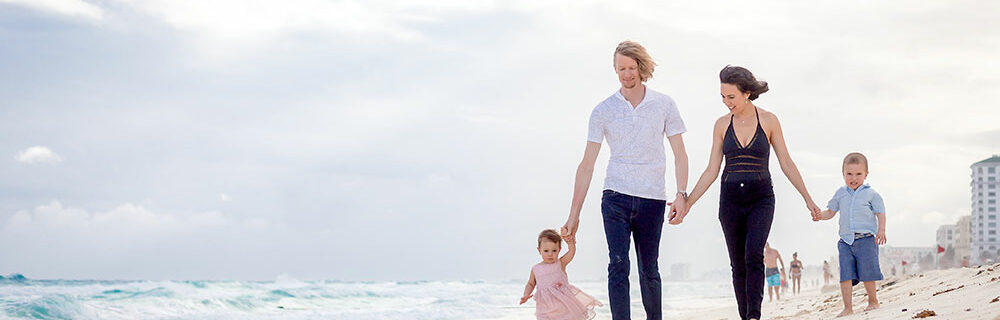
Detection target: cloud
<box><xmin>1</xmin><ymin>201</ymin><xmax>227</xmax><ymax>237</ymax></box>
<box><xmin>2</xmin><ymin>0</ymin><xmax>998</xmax><ymax>281</ymax></box>
<box><xmin>7</xmin><ymin>0</ymin><xmax>505</xmax><ymax>43</ymax></box>
<box><xmin>0</xmin><ymin>0</ymin><xmax>103</xmax><ymax>20</ymax></box>
<box><xmin>0</xmin><ymin>201</ymin><xmax>289</xmax><ymax>279</ymax></box>
<box><xmin>107</xmin><ymin>0</ymin><xmax>499</xmax><ymax>43</ymax></box>
<box><xmin>14</xmin><ymin>146</ymin><xmax>62</xmax><ymax>164</ymax></box>
<box><xmin>921</xmin><ymin>211</ymin><xmax>948</xmax><ymax>225</ymax></box>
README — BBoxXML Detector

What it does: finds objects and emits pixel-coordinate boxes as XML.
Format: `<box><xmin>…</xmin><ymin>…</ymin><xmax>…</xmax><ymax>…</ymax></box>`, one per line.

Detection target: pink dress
<box><xmin>532</xmin><ymin>262</ymin><xmax>602</xmax><ymax>320</ymax></box>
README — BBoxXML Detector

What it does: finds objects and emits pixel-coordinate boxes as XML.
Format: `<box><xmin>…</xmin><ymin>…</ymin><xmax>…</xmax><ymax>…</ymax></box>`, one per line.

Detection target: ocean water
<box><xmin>0</xmin><ymin>275</ymin><xmax>734</xmax><ymax>319</ymax></box>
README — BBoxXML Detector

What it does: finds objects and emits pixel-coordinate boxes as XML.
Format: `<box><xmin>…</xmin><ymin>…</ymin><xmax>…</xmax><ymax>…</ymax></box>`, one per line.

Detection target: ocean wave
<box><xmin>0</xmin><ymin>274</ymin><xmax>28</xmax><ymax>282</ymax></box>
<box><xmin>0</xmin><ymin>279</ymin><xmax>733</xmax><ymax>319</ymax></box>
<box><xmin>5</xmin><ymin>294</ymin><xmax>90</xmax><ymax>320</ymax></box>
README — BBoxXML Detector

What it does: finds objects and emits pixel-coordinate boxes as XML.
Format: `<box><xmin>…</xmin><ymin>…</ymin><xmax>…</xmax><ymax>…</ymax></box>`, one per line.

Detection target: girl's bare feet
<box><xmin>836</xmin><ymin>309</ymin><xmax>853</xmax><ymax>317</ymax></box>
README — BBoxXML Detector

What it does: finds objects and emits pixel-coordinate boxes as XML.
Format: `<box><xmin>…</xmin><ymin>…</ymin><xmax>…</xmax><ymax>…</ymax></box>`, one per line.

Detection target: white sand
<box><xmin>674</xmin><ymin>264</ymin><xmax>1000</xmax><ymax>320</ymax></box>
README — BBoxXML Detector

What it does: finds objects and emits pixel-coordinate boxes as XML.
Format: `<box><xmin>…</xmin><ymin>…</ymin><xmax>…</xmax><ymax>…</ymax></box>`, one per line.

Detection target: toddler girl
<box><xmin>520</xmin><ymin>229</ymin><xmax>601</xmax><ymax>320</ymax></box>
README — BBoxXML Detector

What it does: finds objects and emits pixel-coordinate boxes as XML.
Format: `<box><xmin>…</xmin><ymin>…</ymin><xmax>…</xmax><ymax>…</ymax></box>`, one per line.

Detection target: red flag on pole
<box><xmin>937</xmin><ymin>245</ymin><xmax>945</xmax><ymax>254</ymax></box>
<box><xmin>901</xmin><ymin>260</ymin><xmax>908</xmax><ymax>266</ymax></box>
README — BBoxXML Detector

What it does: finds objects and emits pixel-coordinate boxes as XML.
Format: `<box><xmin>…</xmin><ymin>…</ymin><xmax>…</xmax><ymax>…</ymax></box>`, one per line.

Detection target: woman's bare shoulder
<box><xmin>756</xmin><ymin>107</ymin><xmax>782</xmax><ymax>131</ymax></box>
<box><xmin>714</xmin><ymin>114</ymin><xmax>731</xmax><ymax>126</ymax></box>
<box><xmin>757</xmin><ymin>107</ymin><xmax>778</xmax><ymax>123</ymax></box>
<box><xmin>711</xmin><ymin>114</ymin><xmax>731</xmax><ymax>133</ymax></box>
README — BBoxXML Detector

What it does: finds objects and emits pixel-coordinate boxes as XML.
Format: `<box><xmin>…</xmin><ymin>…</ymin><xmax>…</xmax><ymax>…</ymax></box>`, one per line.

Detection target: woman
<box><xmin>790</xmin><ymin>252</ymin><xmax>803</xmax><ymax>294</ymax></box>
<box><xmin>673</xmin><ymin>65</ymin><xmax>820</xmax><ymax>320</ymax></box>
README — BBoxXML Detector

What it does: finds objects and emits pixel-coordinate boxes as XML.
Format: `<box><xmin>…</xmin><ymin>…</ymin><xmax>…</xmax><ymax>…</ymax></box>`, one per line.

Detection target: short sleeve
<box><xmin>827</xmin><ymin>188</ymin><xmax>843</xmax><ymax>212</ymax></box>
<box><xmin>871</xmin><ymin>192</ymin><xmax>886</xmax><ymax>214</ymax></box>
<box><xmin>663</xmin><ymin>96</ymin><xmax>687</xmax><ymax>137</ymax></box>
<box><xmin>587</xmin><ymin>107</ymin><xmax>604</xmax><ymax>143</ymax></box>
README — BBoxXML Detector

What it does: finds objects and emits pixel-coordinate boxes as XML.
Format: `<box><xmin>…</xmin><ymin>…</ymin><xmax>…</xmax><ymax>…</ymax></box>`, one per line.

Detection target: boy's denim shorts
<box><xmin>838</xmin><ymin>235</ymin><xmax>883</xmax><ymax>285</ymax></box>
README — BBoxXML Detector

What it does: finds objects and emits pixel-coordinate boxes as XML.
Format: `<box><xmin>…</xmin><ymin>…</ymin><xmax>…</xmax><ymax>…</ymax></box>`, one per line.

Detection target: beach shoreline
<box><xmin>673</xmin><ymin>264</ymin><xmax>1000</xmax><ymax>320</ymax></box>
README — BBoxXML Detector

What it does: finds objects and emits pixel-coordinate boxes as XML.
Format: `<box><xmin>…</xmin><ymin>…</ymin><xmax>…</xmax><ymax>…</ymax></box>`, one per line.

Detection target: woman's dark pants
<box><xmin>719</xmin><ymin>179</ymin><xmax>775</xmax><ymax>320</ymax></box>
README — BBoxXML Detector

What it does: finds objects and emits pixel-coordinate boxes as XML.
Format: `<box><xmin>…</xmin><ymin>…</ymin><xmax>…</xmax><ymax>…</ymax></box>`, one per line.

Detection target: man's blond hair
<box><xmin>614</xmin><ymin>41</ymin><xmax>656</xmax><ymax>82</ymax></box>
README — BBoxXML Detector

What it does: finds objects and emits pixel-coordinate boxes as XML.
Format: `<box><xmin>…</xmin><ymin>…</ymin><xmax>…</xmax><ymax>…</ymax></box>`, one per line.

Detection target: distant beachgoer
<box><xmin>521</xmin><ymin>229</ymin><xmax>602</xmax><ymax>319</ymax></box>
<box><xmin>814</xmin><ymin>152</ymin><xmax>887</xmax><ymax>317</ymax></box>
<box><xmin>789</xmin><ymin>252</ymin><xmax>803</xmax><ymax>294</ymax></box>
<box><xmin>764</xmin><ymin>242</ymin><xmax>785</xmax><ymax>302</ymax></box>
<box><xmin>779</xmin><ymin>268</ymin><xmax>788</xmax><ymax>294</ymax></box>
<box><xmin>891</xmin><ymin>265</ymin><xmax>896</xmax><ymax>276</ymax></box>
<box><xmin>823</xmin><ymin>261</ymin><xmax>831</xmax><ymax>285</ymax></box>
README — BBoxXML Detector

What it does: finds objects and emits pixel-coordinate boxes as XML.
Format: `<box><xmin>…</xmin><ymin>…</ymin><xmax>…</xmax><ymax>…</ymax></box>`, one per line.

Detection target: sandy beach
<box><xmin>675</xmin><ymin>264</ymin><xmax>1000</xmax><ymax>320</ymax></box>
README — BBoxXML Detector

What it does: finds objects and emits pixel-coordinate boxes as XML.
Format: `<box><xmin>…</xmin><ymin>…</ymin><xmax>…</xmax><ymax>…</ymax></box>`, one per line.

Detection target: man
<box><xmin>763</xmin><ymin>243</ymin><xmax>785</xmax><ymax>302</ymax></box>
<box><xmin>561</xmin><ymin>40</ymin><xmax>689</xmax><ymax>320</ymax></box>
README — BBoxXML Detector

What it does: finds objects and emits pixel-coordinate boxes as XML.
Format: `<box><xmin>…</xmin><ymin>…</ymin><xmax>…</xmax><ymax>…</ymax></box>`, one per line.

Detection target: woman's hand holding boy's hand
<box><xmin>806</xmin><ymin>201</ymin><xmax>821</xmax><ymax>221</ymax></box>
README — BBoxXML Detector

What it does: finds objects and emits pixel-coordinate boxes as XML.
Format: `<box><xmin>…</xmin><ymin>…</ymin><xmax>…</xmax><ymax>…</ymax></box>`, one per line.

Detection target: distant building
<box><xmin>669</xmin><ymin>263</ymin><xmax>690</xmax><ymax>281</ymax></box>
<box><xmin>955</xmin><ymin>215</ymin><xmax>972</xmax><ymax>265</ymax></box>
<box><xmin>971</xmin><ymin>155</ymin><xmax>1000</xmax><ymax>262</ymax></box>
<box><xmin>936</xmin><ymin>224</ymin><xmax>956</xmax><ymax>250</ymax></box>
<box><xmin>879</xmin><ymin>246</ymin><xmax>935</xmax><ymax>273</ymax></box>
<box><xmin>937</xmin><ymin>215</ymin><xmax>973</xmax><ymax>268</ymax></box>
<box><xmin>696</xmin><ymin>268</ymin><xmax>733</xmax><ymax>282</ymax></box>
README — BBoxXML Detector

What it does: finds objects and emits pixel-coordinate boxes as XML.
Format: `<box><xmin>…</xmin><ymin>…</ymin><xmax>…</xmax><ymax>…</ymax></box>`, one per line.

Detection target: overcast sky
<box><xmin>0</xmin><ymin>0</ymin><xmax>997</xmax><ymax>282</ymax></box>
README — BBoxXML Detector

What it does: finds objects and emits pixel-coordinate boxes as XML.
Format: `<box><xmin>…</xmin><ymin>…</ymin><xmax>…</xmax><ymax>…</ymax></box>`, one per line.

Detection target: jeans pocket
<box><xmin>602</xmin><ymin>189</ymin><xmax>619</xmax><ymax>199</ymax></box>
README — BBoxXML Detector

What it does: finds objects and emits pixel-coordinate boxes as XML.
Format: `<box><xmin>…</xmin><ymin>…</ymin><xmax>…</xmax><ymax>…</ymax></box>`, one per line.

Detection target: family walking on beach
<box><xmin>520</xmin><ymin>41</ymin><xmax>889</xmax><ymax>320</ymax></box>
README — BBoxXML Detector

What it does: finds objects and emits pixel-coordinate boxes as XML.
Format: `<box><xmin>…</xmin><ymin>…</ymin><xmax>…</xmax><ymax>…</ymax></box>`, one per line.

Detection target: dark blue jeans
<box><xmin>601</xmin><ymin>189</ymin><xmax>665</xmax><ymax>320</ymax></box>
<box><xmin>719</xmin><ymin>179</ymin><xmax>775</xmax><ymax>320</ymax></box>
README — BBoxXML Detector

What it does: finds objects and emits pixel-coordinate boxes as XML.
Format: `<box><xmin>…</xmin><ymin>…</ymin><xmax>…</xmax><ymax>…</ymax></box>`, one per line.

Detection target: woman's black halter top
<box><xmin>722</xmin><ymin>107</ymin><xmax>771</xmax><ymax>183</ymax></box>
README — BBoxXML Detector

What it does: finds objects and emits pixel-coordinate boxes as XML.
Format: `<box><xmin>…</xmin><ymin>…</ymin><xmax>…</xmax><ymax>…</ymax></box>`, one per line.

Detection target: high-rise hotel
<box><xmin>972</xmin><ymin>155</ymin><xmax>1000</xmax><ymax>262</ymax></box>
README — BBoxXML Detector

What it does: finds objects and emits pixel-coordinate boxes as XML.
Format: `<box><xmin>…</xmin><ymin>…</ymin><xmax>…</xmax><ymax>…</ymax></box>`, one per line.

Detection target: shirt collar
<box><xmin>845</xmin><ymin>184</ymin><xmax>870</xmax><ymax>193</ymax></box>
<box><xmin>613</xmin><ymin>84</ymin><xmax>653</xmax><ymax>106</ymax></box>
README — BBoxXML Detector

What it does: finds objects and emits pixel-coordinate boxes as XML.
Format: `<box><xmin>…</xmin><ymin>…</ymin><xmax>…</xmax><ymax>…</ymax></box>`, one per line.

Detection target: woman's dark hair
<box><xmin>720</xmin><ymin>65</ymin><xmax>769</xmax><ymax>100</ymax></box>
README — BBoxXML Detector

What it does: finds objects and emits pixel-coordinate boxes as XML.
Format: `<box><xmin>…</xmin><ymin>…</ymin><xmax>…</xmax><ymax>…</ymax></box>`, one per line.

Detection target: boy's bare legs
<box><xmin>837</xmin><ymin>281</ymin><xmax>853</xmax><ymax>317</ymax></box>
<box><xmin>863</xmin><ymin>281</ymin><xmax>879</xmax><ymax>311</ymax></box>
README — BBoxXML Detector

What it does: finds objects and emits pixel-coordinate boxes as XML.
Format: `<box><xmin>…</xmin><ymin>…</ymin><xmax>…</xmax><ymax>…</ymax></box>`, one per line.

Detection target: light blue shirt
<box><xmin>827</xmin><ymin>184</ymin><xmax>886</xmax><ymax>245</ymax></box>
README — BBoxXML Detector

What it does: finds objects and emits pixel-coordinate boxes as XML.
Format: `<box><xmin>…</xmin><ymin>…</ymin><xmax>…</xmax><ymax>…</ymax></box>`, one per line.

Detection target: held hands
<box><xmin>519</xmin><ymin>294</ymin><xmax>533</xmax><ymax>305</ymax></box>
<box><xmin>563</xmin><ymin>234</ymin><xmax>577</xmax><ymax>245</ymax></box>
<box><xmin>667</xmin><ymin>194</ymin><xmax>689</xmax><ymax>225</ymax></box>
<box><xmin>807</xmin><ymin>200</ymin><xmax>821</xmax><ymax>221</ymax></box>
<box><xmin>561</xmin><ymin>218</ymin><xmax>579</xmax><ymax>241</ymax></box>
